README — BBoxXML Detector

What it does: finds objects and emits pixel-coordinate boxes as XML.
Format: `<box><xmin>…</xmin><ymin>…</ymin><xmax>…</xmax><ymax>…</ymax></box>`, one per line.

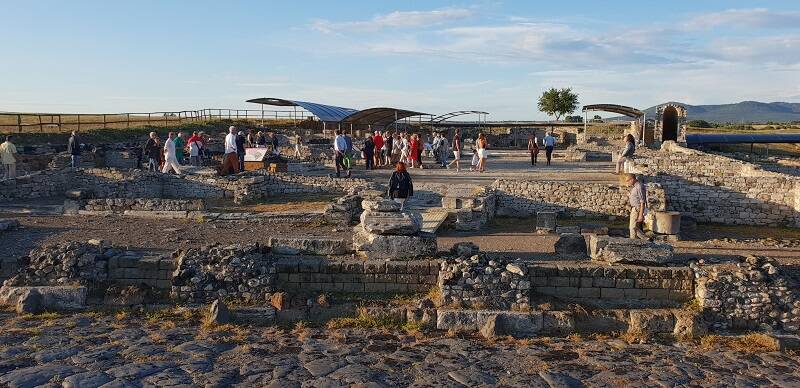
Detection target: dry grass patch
<box><xmin>567</xmin><ymin>333</ymin><xmax>584</xmax><ymax>343</ymax></box>
<box><xmin>19</xmin><ymin>312</ymin><xmax>62</xmax><ymax>321</ymax></box>
<box><xmin>326</xmin><ymin>306</ymin><xmax>423</xmax><ymax>334</ymax></box>
<box><xmin>699</xmin><ymin>333</ymin><xmax>779</xmax><ymax>353</ymax></box>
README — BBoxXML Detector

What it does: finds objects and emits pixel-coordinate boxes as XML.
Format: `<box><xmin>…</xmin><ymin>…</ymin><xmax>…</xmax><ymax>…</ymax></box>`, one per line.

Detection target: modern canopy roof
<box><xmin>686</xmin><ymin>133</ymin><xmax>800</xmax><ymax>146</ymax></box>
<box><xmin>246</xmin><ymin>98</ymin><xmax>358</xmax><ymax>122</ymax></box>
<box><xmin>342</xmin><ymin>107</ymin><xmax>428</xmax><ymax>126</ymax></box>
<box><xmin>582</xmin><ymin>104</ymin><xmax>644</xmax><ymax>118</ymax></box>
<box><xmin>430</xmin><ymin>110</ymin><xmax>489</xmax><ymax>123</ymax></box>
<box><xmin>246</xmin><ymin>98</ymin><xmax>427</xmax><ymax>125</ymax></box>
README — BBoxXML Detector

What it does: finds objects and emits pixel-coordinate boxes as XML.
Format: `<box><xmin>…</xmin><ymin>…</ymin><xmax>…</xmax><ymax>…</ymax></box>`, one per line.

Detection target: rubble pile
<box><xmin>171</xmin><ymin>244</ymin><xmax>274</xmax><ymax>303</ymax></box>
<box><xmin>3</xmin><ymin>241</ymin><xmax>111</xmax><ymax>287</ymax></box>
<box><xmin>438</xmin><ymin>254</ymin><xmax>530</xmax><ymax>310</ymax></box>
<box><xmin>694</xmin><ymin>256</ymin><xmax>800</xmax><ymax>332</ymax></box>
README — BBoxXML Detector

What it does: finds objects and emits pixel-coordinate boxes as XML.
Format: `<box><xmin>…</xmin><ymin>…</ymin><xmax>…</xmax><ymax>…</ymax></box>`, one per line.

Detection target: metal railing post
<box><xmin>17</xmin><ymin>114</ymin><xmax>21</xmax><ymax>133</ymax></box>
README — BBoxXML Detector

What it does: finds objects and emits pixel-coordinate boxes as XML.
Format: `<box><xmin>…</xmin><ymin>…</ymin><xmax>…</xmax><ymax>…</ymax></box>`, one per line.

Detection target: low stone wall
<box><xmin>79</xmin><ymin>198</ymin><xmax>205</xmax><ymax>212</ymax></box>
<box><xmin>275</xmin><ymin>257</ymin><xmax>439</xmax><ymax>293</ymax></box>
<box><xmin>694</xmin><ymin>257</ymin><xmax>800</xmax><ymax>332</ymax></box>
<box><xmin>637</xmin><ymin>144</ymin><xmax>800</xmax><ymax>226</ymax></box>
<box><xmin>0</xmin><ymin>167</ymin><xmax>367</xmax><ymax>205</ymax></box>
<box><xmin>107</xmin><ymin>253</ymin><xmax>175</xmax><ymax>289</ymax></box>
<box><xmin>493</xmin><ymin>180</ymin><xmax>666</xmax><ymax>218</ymax></box>
<box><xmin>529</xmin><ymin>262</ymin><xmax>693</xmax><ymax>303</ymax></box>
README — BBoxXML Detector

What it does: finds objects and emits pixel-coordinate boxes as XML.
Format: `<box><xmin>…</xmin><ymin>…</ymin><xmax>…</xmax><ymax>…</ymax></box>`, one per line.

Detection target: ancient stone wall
<box><xmin>493</xmin><ymin>180</ymin><xmax>666</xmax><ymax>217</ymax></box>
<box><xmin>693</xmin><ymin>257</ymin><xmax>800</xmax><ymax>332</ymax></box>
<box><xmin>637</xmin><ymin>145</ymin><xmax>800</xmax><ymax>226</ymax></box>
<box><xmin>79</xmin><ymin>198</ymin><xmax>205</xmax><ymax>212</ymax></box>
<box><xmin>529</xmin><ymin>262</ymin><xmax>694</xmax><ymax>304</ymax></box>
<box><xmin>0</xmin><ymin>168</ymin><xmax>366</xmax><ymax>205</ymax></box>
<box><xmin>107</xmin><ymin>253</ymin><xmax>175</xmax><ymax>289</ymax></box>
<box><xmin>275</xmin><ymin>257</ymin><xmax>439</xmax><ymax>293</ymax></box>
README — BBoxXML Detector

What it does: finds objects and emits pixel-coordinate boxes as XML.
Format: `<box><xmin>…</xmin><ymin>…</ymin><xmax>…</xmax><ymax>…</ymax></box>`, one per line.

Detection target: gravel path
<box><xmin>0</xmin><ymin>311</ymin><xmax>798</xmax><ymax>387</ymax></box>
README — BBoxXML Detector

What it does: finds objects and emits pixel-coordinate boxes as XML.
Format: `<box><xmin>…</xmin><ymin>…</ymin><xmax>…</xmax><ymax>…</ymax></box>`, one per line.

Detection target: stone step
<box><xmin>421</xmin><ymin>208</ymin><xmax>449</xmax><ymax>234</ymax></box>
<box><xmin>0</xmin><ymin>204</ymin><xmax>64</xmax><ymax>216</ymax></box>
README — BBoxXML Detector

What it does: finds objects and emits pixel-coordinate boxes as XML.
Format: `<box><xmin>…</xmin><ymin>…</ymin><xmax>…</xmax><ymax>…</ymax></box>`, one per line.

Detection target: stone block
<box><xmin>269</xmin><ymin>237</ymin><xmax>349</xmax><ymax>256</ymax></box>
<box><xmin>353</xmin><ymin>229</ymin><xmax>437</xmax><ymax>260</ymax></box>
<box><xmin>360</xmin><ymin>210</ymin><xmax>422</xmax><ymax>235</ymax></box>
<box><xmin>593</xmin><ymin>277</ymin><xmax>615</xmax><ymax>288</ymax></box>
<box><xmin>623</xmin><ymin>288</ymin><xmax>646</xmax><ymax>299</ymax></box>
<box><xmin>578</xmin><ymin>287</ymin><xmax>600</xmax><ymax>298</ymax></box>
<box><xmin>628</xmin><ymin>310</ymin><xmax>675</xmax><ymax>334</ymax></box>
<box><xmin>361</xmin><ymin>198</ymin><xmax>400</xmax><ymax>212</ymax></box>
<box><xmin>437</xmin><ymin>310</ymin><xmax>478</xmax><ymax>331</ymax></box>
<box><xmin>535</xmin><ymin>211</ymin><xmax>556</xmax><ymax>233</ymax></box>
<box><xmin>616</xmin><ymin>278</ymin><xmax>635</xmax><ymax>288</ymax></box>
<box><xmin>555</xmin><ymin>226</ymin><xmax>580</xmax><ymax>234</ymax></box>
<box><xmin>589</xmin><ymin>235</ymin><xmax>674</xmax><ymax>264</ymax></box>
<box><xmin>645</xmin><ymin>289</ymin><xmax>670</xmax><ymax>299</ymax></box>
<box><xmin>541</xmin><ymin>311</ymin><xmax>575</xmax><ymax>335</ymax></box>
<box><xmin>636</xmin><ymin>278</ymin><xmax>660</xmax><ymax>289</ymax></box>
<box><xmin>600</xmin><ymin>288</ymin><xmax>624</xmax><ymax>299</ymax></box>
<box><xmin>554</xmin><ymin>233</ymin><xmax>587</xmax><ymax>258</ymax></box>
<box><xmin>363</xmin><ymin>261</ymin><xmax>386</xmax><ymax>274</ymax></box>
<box><xmin>0</xmin><ymin>285</ymin><xmax>87</xmax><ymax>311</ymax></box>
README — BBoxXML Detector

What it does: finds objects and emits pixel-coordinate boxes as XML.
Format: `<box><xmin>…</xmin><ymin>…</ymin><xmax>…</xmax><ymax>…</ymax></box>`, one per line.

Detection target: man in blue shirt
<box><xmin>543</xmin><ymin>131</ymin><xmax>556</xmax><ymax>166</ymax></box>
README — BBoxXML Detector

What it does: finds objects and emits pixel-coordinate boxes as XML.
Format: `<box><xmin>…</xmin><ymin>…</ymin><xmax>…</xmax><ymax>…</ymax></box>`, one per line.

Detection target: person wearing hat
<box><xmin>236</xmin><ymin>130</ymin><xmax>246</xmax><ymax>172</ymax></box>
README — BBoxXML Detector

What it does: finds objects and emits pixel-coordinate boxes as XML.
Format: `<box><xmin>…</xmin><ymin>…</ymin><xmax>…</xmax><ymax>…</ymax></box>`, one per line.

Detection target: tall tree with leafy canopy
<box><xmin>538</xmin><ymin>87</ymin><xmax>579</xmax><ymax>123</ymax></box>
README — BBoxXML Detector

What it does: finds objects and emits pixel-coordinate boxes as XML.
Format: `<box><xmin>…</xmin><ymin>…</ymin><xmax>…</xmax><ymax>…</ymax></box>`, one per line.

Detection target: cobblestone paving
<box><xmin>1</xmin><ymin>311</ymin><xmax>799</xmax><ymax>387</ymax></box>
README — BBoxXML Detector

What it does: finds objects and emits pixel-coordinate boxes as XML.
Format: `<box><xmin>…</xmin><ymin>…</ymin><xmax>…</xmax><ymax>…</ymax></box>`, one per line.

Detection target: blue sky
<box><xmin>2</xmin><ymin>0</ymin><xmax>799</xmax><ymax>119</ymax></box>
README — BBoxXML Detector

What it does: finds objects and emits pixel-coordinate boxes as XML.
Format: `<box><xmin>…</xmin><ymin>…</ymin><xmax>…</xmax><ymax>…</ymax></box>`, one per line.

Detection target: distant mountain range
<box><xmin>635</xmin><ymin>101</ymin><xmax>800</xmax><ymax>123</ymax></box>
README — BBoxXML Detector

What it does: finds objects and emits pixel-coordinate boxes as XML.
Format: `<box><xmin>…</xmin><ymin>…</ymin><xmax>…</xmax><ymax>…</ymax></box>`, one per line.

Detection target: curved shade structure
<box><xmin>582</xmin><ymin>104</ymin><xmax>644</xmax><ymax>118</ymax></box>
<box><xmin>342</xmin><ymin>107</ymin><xmax>428</xmax><ymax>126</ymax></box>
<box><xmin>246</xmin><ymin>97</ymin><xmax>358</xmax><ymax>122</ymax></box>
<box><xmin>430</xmin><ymin>110</ymin><xmax>489</xmax><ymax>123</ymax></box>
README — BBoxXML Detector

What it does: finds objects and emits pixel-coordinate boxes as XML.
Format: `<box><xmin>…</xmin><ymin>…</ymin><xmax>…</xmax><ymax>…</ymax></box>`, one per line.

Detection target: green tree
<box><xmin>538</xmin><ymin>87</ymin><xmax>579</xmax><ymax>122</ymax></box>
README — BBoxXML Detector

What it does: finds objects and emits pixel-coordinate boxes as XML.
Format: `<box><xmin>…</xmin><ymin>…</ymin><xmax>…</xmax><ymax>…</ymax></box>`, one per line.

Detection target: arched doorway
<box><xmin>661</xmin><ymin>106</ymin><xmax>678</xmax><ymax>142</ymax></box>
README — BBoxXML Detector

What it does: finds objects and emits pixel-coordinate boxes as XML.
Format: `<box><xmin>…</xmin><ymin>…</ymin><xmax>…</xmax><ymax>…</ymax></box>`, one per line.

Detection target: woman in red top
<box><xmin>409</xmin><ymin>134</ymin><xmax>420</xmax><ymax>168</ymax></box>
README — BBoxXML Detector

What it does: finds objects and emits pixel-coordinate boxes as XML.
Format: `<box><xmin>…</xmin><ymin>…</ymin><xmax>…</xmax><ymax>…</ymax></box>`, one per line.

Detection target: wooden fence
<box><xmin>0</xmin><ymin>108</ymin><xmax>314</xmax><ymax>133</ymax></box>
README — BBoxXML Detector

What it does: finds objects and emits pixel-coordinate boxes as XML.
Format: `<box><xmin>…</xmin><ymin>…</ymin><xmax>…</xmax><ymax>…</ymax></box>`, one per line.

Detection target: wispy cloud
<box><xmin>311</xmin><ymin>7</ymin><xmax>473</xmax><ymax>33</ymax></box>
<box><xmin>685</xmin><ymin>8</ymin><xmax>800</xmax><ymax>30</ymax></box>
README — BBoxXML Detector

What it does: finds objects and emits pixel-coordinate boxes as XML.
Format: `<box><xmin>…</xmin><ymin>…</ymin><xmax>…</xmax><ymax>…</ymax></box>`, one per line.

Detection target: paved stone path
<box><xmin>1</xmin><ymin>311</ymin><xmax>798</xmax><ymax>387</ymax></box>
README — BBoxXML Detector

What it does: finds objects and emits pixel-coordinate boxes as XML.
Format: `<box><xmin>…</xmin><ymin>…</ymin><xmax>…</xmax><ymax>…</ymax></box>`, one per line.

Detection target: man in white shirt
<box><xmin>161</xmin><ymin>132</ymin><xmax>181</xmax><ymax>175</ymax></box>
<box><xmin>333</xmin><ymin>129</ymin><xmax>350</xmax><ymax>178</ymax></box>
<box><xmin>221</xmin><ymin>126</ymin><xmax>239</xmax><ymax>175</ymax></box>
<box><xmin>0</xmin><ymin>135</ymin><xmax>18</xmax><ymax>180</ymax></box>
<box><xmin>543</xmin><ymin>132</ymin><xmax>556</xmax><ymax>166</ymax></box>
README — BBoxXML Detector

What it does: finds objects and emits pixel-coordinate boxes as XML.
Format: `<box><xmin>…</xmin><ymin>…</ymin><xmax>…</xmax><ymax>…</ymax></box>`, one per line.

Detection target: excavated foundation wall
<box><xmin>493</xmin><ymin>180</ymin><xmax>666</xmax><ymax>217</ymax></box>
<box><xmin>0</xmin><ymin>168</ymin><xmax>367</xmax><ymax>205</ymax></box>
<box><xmin>637</xmin><ymin>145</ymin><xmax>800</xmax><ymax>226</ymax></box>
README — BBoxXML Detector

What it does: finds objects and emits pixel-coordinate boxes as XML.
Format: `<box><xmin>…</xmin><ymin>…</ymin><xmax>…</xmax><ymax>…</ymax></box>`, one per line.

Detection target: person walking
<box><xmin>246</xmin><ymin>130</ymin><xmax>256</xmax><ymax>148</ymax></box>
<box><xmin>616</xmin><ymin>134</ymin><xmax>636</xmax><ymax>174</ymax></box>
<box><xmin>187</xmin><ymin>131</ymin><xmax>204</xmax><ymax>167</ymax></box>
<box><xmin>67</xmin><ymin>131</ymin><xmax>81</xmax><ymax>168</ymax></box>
<box><xmin>161</xmin><ymin>132</ymin><xmax>182</xmax><ymax>175</ymax></box>
<box><xmin>236</xmin><ymin>131</ymin><xmax>246</xmax><ymax>172</ymax></box>
<box><xmin>388</xmin><ymin>162</ymin><xmax>413</xmax><ymax>210</ymax></box>
<box><xmin>173</xmin><ymin>132</ymin><xmax>186</xmax><ymax>165</ymax></box>
<box><xmin>409</xmin><ymin>134</ymin><xmax>420</xmax><ymax>168</ymax></box>
<box><xmin>343</xmin><ymin>131</ymin><xmax>353</xmax><ymax>170</ymax></box>
<box><xmin>144</xmin><ymin>132</ymin><xmax>161</xmax><ymax>172</ymax></box>
<box><xmin>543</xmin><ymin>131</ymin><xmax>556</xmax><ymax>166</ymax></box>
<box><xmin>363</xmin><ymin>134</ymin><xmax>375</xmax><ymax>170</ymax></box>
<box><xmin>447</xmin><ymin>130</ymin><xmax>462</xmax><ymax>172</ymax></box>
<box><xmin>623</xmin><ymin>173</ymin><xmax>648</xmax><ymax>240</ymax></box>
<box><xmin>0</xmin><ymin>136</ymin><xmax>18</xmax><ymax>180</ymax></box>
<box><xmin>528</xmin><ymin>134</ymin><xmax>540</xmax><ymax>166</ymax></box>
<box><xmin>293</xmin><ymin>131</ymin><xmax>303</xmax><ymax>159</ymax></box>
<box><xmin>476</xmin><ymin>132</ymin><xmax>488</xmax><ymax>172</ymax></box>
<box><xmin>256</xmin><ymin>131</ymin><xmax>267</xmax><ymax>147</ymax></box>
<box><xmin>269</xmin><ymin>132</ymin><xmax>280</xmax><ymax>155</ymax></box>
<box><xmin>372</xmin><ymin>131</ymin><xmax>384</xmax><ymax>168</ymax></box>
<box><xmin>383</xmin><ymin>131</ymin><xmax>393</xmax><ymax>166</ymax></box>
<box><xmin>439</xmin><ymin>133</ymin><xmax>449</xmax><ymax>168</ymax></box>
<box><xmin>221</xmin><ymin>126</ymin><xmax>239</xmax><ymax>175</ymax></box>
<box><xmin>333</xmin><ymin>130</ymin><xmax>350</xmax><ymax>178</ymax></box>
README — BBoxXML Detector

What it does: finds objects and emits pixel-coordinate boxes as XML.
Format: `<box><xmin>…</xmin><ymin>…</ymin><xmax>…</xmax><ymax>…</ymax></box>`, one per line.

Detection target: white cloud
<box><xmin>312</xmin><ymin>7</ymin><xmax>472</xmax><ymax>33</ymax></box>
<box><xmin>685</xmin><ymin>8</ymin><xmax>800</xmax><ymax>30</ymax></box>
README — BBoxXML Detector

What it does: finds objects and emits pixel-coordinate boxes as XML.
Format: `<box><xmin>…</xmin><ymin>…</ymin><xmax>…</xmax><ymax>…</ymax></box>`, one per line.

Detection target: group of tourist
<box><xmin>142</xmin><ymin>130</ymin><xmax>209</xmax><ymax>175</ymax></box>
<box><xmin>526</xmin><ymin>131</ymin><xmax>557</xmax><ymax>167</ymax></box>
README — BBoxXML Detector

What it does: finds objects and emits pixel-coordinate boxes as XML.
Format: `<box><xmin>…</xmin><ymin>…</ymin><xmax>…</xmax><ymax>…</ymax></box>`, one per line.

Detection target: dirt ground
<box><xmin>0</xmin><ymin>215</ymin><xmax>343</xmax><ymax>258</ymax></box>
